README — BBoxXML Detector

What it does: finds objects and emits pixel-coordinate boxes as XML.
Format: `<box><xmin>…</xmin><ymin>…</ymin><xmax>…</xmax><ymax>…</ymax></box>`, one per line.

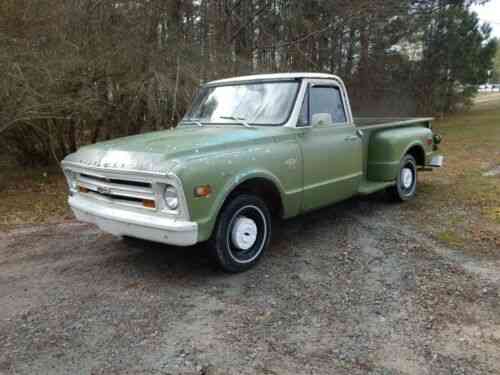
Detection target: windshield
<box><xmin>183</xmin><ymin>81</ymin><xmax>300</xmax><ymax>126</ymax></box>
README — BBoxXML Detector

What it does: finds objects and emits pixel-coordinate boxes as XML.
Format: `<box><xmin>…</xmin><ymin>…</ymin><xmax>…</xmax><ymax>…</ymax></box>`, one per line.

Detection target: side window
<box><xmin>310</xmin><ymin>86</ymin><xmax>347</xmax><ymax>125</ymax></box>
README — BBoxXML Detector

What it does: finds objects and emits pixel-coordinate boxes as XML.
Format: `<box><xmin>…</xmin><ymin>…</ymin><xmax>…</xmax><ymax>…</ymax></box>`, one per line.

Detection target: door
<box><xmin>297</xmin><ymin>81</ymin><xmax>363</xmax><ymax>211</ymax></box>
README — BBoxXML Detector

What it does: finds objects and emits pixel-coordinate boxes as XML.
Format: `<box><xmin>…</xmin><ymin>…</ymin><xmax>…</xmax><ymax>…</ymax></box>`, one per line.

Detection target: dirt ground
<box><xmin>1</xmin><ymin>193</ymin><xmax>500</xmax><ymax>375</ymax></box>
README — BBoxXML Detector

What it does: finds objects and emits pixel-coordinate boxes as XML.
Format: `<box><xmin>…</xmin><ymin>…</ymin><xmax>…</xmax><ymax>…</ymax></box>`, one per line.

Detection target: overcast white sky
<box><xmin>472</xmin><ymin>1</ymin><xmax>500</xmax><ymax>38</ymax></box>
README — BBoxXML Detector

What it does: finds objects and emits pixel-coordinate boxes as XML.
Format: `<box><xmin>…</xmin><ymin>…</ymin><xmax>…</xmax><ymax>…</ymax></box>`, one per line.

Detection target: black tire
<box><xmin>387</xmin><ymin>154</ymin><xmax>417</xmax><ymax>202</ymax></box>
<box><xmin>209</xmin><ymin>194</ymin><xmax>272</xmax><ymax>273</ymax></box>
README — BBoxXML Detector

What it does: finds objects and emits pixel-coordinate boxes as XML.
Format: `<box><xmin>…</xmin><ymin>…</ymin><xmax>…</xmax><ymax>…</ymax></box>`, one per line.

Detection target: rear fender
<box><xmin>367</xmin><ymin>127</ymin><xmax>431</xmax><ymax>181</ymax></box>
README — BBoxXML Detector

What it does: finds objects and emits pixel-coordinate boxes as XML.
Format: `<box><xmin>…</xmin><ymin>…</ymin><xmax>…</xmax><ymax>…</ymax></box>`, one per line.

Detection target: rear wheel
<box><xmin>209</xmin><ymin>194</ymin><xmax>272</xmax><ymax>273</ymax></box>
<box><xmin>388</xmin><ymin>154</ymin><xmax>417</xmax><ymax>201</ymax></box>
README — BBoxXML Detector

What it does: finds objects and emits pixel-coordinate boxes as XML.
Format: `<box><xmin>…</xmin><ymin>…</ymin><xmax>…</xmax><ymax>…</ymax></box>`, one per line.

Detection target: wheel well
<box><xmin>406</xmin><ymin>145</ymin><xmax>426</xmax><ymax>166</ymax></box>
<box><xmin>227</xmin><ymin>178</ymin><xmax>284</xmax><ymax>218</ymax></box>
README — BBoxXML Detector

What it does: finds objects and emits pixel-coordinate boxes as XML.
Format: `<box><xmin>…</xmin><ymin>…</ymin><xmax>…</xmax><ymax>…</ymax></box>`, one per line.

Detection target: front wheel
<box><xmin>209</xmin><ymin>194</ymin><xmax>272</xmax><ymax>273</ymax></box>
<box><xmin>388</xmin><ymin>154</ymin><xmax>417</xmax><ymax>201</ymax></box>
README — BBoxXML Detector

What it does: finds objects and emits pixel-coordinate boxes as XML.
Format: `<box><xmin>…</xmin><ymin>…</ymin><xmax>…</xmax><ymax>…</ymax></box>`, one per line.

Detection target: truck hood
<box><xmin>63</xmin><ymin>125</ymin><xmax>278</xmax><ymax>174</ymax></box>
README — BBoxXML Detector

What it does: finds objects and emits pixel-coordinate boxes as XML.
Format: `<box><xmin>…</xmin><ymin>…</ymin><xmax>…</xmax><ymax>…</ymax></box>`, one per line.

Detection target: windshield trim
<box><xmin>184</xmin><ymin>79</ymin><xmax>302</xmax><ymax>127</ymax></box>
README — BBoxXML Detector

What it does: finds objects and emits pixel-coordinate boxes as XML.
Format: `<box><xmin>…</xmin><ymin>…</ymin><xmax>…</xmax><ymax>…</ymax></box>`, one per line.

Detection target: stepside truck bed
<box><xmin>353</xmin><ymin>117</ymin><xmax>436</xmax><ymax>195</ymax></box>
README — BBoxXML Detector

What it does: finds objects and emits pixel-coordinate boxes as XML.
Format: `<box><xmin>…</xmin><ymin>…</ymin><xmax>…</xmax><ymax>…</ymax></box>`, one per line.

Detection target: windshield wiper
<box><xmin>181</xmin><ymin>119</ymin><xmax>204</xmax><ymax>127</ymax></box>
<box><xmin>220</xmin><ymin>116</ymin><xmax>254</xmax><ymax>128</ymax></box>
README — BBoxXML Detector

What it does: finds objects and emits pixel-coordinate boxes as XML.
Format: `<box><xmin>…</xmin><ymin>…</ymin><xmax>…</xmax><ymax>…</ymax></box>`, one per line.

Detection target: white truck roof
<box><xmin>207</xmin><ymin>73</ymin><xmax>342</xmax><ymax>85</ymax></box>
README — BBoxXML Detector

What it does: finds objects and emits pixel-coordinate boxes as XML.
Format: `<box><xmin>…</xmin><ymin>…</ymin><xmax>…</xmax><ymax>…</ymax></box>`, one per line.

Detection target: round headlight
<box><xmin>164</xmin><ymin>185</ymin><xmax>179</xmax><ymax>210</ymax></box>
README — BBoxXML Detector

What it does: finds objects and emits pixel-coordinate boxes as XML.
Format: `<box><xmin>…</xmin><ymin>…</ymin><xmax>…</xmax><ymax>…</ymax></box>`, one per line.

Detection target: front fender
<box><xmin>193</xmin><ymin>168</ymin><xmax>294</xmax><ymax>243</ymax></box>
<box><xmin>213</xmin><ymin>168</ymin><xmax>287</xmax><ymax>217</ymax></box>
<box><xmin>175</xmin><ymin>140</ymin><xmax>303</xmax><ymax>242</ymax></box>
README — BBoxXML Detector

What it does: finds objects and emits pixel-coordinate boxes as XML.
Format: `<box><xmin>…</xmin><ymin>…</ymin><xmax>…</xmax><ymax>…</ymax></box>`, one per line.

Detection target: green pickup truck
<box><xmin>62</xmin><ymin>73</ymin><xmax>443</xmax><ymax>272</ymax></box>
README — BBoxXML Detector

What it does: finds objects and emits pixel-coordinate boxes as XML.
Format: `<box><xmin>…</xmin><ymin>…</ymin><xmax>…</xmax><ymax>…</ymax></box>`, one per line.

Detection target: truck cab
<box><xmin>62</xmin><ymin>73</ymin><xmax>443</xmax><ymax>273</ymax></box>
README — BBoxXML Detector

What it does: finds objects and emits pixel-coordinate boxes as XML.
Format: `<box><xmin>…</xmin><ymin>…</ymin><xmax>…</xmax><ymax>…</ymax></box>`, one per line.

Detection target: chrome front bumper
<box><xmin>69</xmin><ymin>195</ymin><xmax>198</xmax><ymax>246</ymax></box>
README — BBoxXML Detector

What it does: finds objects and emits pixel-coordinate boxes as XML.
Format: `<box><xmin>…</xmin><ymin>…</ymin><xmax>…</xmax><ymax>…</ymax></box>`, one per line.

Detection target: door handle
<box><xmin>344</xmin><ymin>136</ymin><xmax>359</xmax><ymax>142</ymax></box>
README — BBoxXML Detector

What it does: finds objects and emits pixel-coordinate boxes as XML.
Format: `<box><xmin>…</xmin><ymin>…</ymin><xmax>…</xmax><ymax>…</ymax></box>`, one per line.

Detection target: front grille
<box><xmin>76</xmin><ymin>172</ymin><xmax>156</xmax><ymax>209</ymax></box>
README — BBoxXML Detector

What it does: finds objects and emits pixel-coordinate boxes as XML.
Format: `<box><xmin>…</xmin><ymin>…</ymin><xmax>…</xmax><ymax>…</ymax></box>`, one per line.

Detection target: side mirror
<box><xmin>311</xmin><ymin>113</ymin><xmax>333</xmax><ymax>127</ymax></box>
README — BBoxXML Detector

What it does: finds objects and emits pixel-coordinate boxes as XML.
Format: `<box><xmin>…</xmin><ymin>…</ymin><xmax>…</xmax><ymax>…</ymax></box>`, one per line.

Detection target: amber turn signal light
<box><xmin>79</xmin><ymin>186</ymin><xmax>89</xmax><ymax>193</ymax></box>
<box><xmin>194</xmin><ymin>185</ymin><xmax>212</xmax><ymax>197</ymax></box>
<box><xmin>143</xmin><ymin>199</ymin><xmax>156</xmax><ymax>209</ymax></box>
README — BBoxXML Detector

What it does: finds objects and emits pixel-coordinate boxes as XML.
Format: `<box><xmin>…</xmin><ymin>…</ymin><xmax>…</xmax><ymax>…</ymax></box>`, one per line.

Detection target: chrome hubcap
<box><xmin>401</xmin><ymin>168</ymin><xmax>413</xmax><ymax>189</ymax></box>
<box><xmin>231</xmin><ymin>216</ymin><xmax>258</xmax><ymax>250</ymax></box>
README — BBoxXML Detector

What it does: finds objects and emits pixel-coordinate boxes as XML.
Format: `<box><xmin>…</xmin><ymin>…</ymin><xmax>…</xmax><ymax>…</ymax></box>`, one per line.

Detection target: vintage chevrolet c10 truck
<box><xmin>62</xmin><ymin>73</ymin><xmax>443</xmax><ymax>272</ymax></box>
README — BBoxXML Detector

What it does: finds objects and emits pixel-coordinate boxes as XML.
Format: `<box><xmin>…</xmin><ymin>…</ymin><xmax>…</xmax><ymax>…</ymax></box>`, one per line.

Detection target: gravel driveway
<box><xmin>1</xmin><ymin>196</ymin><xmax>499</xmax><ymax>375</ymax></box>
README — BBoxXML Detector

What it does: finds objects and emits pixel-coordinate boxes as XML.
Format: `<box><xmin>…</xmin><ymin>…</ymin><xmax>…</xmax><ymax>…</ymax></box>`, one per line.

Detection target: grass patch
<box><xmin>434</xmin><ymin>103</ymin><xmax>500</xmax><ymax>215</ymax></box>
<box><xmin>406</xmin><ymin>97</ymin><xmax>500</xmax><ymax>253</ymax></box>
<box><xmin>0</xmin><ymin>166</ymin><xmax>70</xmax><ymax>229</ymax></box>
<box><xmin>437</xmin><ymin>230</ymin><xmax>465</xmax><ymax>248</ymax></box>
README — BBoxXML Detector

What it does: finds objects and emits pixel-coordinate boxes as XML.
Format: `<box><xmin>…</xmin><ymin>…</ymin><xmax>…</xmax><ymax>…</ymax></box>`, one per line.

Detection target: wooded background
<box><xmin>0</xmin><ymin>0</ymin><xmax>497</xmax><ymax>166</ymax></box>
